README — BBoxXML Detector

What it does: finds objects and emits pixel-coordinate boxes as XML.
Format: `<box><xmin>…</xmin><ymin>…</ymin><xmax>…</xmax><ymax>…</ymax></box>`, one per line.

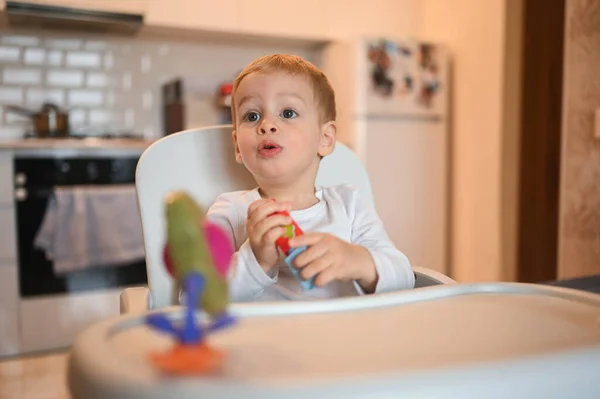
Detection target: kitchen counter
<box><xmin>0</xmin><ymin>138</ymin><xmax>155</xmax><ymax>157</ymax></box>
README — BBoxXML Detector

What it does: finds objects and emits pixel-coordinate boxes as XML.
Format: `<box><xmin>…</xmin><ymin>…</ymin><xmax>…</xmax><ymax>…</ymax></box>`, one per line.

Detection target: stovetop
<box><xmin>23</xmin><ymin>133</ymin><xmax>146</xmax><ymax>140</ymax></box>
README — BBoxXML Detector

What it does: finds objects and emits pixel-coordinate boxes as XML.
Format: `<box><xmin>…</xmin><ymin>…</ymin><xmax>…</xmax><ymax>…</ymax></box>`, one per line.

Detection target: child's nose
<box><xmin>259</xmin><ymin>121</ymin><xmax>278</xmax><ymax>134</ymax></box>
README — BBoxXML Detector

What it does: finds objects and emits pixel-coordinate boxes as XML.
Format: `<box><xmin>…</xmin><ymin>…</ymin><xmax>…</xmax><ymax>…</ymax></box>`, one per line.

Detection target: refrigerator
<box><xmin>322</xmin><ymin>38</ymin><xmax>450</xmax><ymax>276</ymax></box>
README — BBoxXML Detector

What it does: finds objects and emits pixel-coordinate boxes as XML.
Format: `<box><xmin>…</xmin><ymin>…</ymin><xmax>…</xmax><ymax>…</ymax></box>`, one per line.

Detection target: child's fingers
<box><xmin>247</xmin><ymin>199</ymin><xmax>270</xmax><ymax>217</ymax></box>
<box><xmin>247</xmin><ymin>199</ymin><xmax>276</xmax><ymax>220</ymax></box>
<box><xmin>293</xmin><ymin>243</ymin><xmax>327</xmax><ymax>268</ymax></box>
<box><xmin>248</xmin><ymin>201</ymin><xmax>288</xmax><ymax>227</ymax></box>
<box><xmin>289</xmin><ymin>233</ymin><xmax>324</xmax><ymax>248</ymax></box>
<box><xmin>299</xmin><ymin>256</ymin><xmax>331</xmax><ymax>281</ymax></box>
<box><xmin>254</xmin><ymin>214</ymin><xmax>292</xmax><ymax>239</ymax></box>
<box><xmin>313</xmin><ymin>266</ymin><xmax>336</xmax><ymax>287</ymax></box>
<box><xmin>263</xmin><ymin>225</ymin><xmax>287</xmax><ymax>246</ymax></box>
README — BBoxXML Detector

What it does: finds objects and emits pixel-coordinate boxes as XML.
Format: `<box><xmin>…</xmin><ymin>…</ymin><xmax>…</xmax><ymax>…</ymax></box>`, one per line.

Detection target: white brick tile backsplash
<box><xmin>143</xmin><ymin>125</ymin><xmax>154</xmax><ymax>138</ymax></box>
<box><xmin>84</xmin><ymin>41</ymin><xmax>107</xmax><ymax>51</ymax></box>
<box><xmin>104</xmin><ymin>53</ymin><xmax>115</xmax><ymax>70</ymax></box>
<box><xmin>69</xmin><ymin>109</ymin><xmax>87</xmax><ymax>124</ymax></box>
<box><xmin>122</xmin><ymin>73</ymin><xmax>132</xmax><ymax>91</ymax></box>
<box><xmin>0</xmin><ymin>126</ymin><xmax>26</xmax><ymax>141</ymax></box>
<box><xmin>23</xmin><ymin>48</ymin><xmax>46</xmax><ymax>65</ymax></box>
<box><xmin>4</xmin><ymin>111</ymin><xmax>31</xmax><ymax>124</ymax></box>
<box><xmin>86</xmin><ymin>72</ymin><xmax>110</xmax><ymax>88</ymax></box>
<box><xmin>0</xmin><ymin>88</ymin><xmax>23</xmax><ymax>103</ymax></box>
<box><xmin>105</xmin><ymin>92</ymin><xmax>115</xmax><ymax>107</ymax></box>
<box><xmin>68</xmin><ymin>90</ymin><xmax>103</xmax><ymax>106</ymax></box>
<box><xmin>66</xmin><ymin>52</ymin><xmax>101</xmax><ymax>68</ymax></box>
<box><xmin>26</xmin><ymin>89</ymin><xmax>65</xmax><ymax>107</ymax></box>
<box><xmin>89</xmin><ymin>110</ymin><xmax>116</xmax><ymax>124</ymax></box>
<box><xmin>24</xmin><ymin>49</ymin><xmax>63</xmax><ymax>66</ymax></box>
<box><xmin>142</xmin><ymin>91</ymin><xmax>152</xmax><ymax>110</ymax></box>
<box><xmin>141</xmin><ymin>55</ymin><xmax>151</xmax><ymax>73</ymax></box>
<box><xmin>48</xmin><ymin>51</ymin><xmax>63</xmax><ymax>66</ymax></box>
<box><xmin>46</xmin><ymin>70</ymin><xmax>84</xmax><ymax>87</ymax></box>
<box><xmin>0</xmin><ymin>47</ymin><xmax>20</xmax><ymax>62</ymax></box>
<box><xmin>3</xmin><ymin>69</ymin><xmax>42</xmax><ymax>85</ymax></box>
<box><xmin>0</xmin><ymin>32</ymin><xmax>317</xmax><ymax>140</ymax></box>
<box><xmin>158</xmin><ymin>45</ymin><xmax>170</xmax><ymax>56</ymax></box>
<box><xmin>45</xmin><ymin>39</ymin><xmax>82</xmax><ymax>50</ymax></box>
<box><xmin>124</xmin><ymin>109</ymin><xmax>135</xmax><ymax>128</ymax></box>
<box><xmin>2</xmin><ymin>35</ymin><xmax>39</xmax><ymax>47</ymax></box>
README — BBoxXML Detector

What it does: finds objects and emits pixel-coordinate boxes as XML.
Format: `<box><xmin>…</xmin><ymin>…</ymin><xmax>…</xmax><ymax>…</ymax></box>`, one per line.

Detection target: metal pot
<box><xmin>5</xmin><ymin>102</ymin><xmax>70</xmax><ymax>137</ymax></box>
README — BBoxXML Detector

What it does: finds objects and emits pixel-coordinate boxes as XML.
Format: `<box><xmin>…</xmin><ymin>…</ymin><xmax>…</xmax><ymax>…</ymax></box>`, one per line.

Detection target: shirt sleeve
<box><xmin>345</xmin><ymin>187</ymin><xmax>415</xmax><ymax>294</ymax></box>
<box><xmin>205</xmin><ymin>194</ymin><xmax>277</xmax><ymax>301</ymax></box>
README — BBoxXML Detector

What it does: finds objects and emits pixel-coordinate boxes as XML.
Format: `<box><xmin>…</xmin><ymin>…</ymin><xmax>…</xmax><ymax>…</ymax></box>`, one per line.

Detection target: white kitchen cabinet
<box><xmin>8</xmin><ymin>0</ymin><xmax>146</xmax><ymax>14</ymax></box>
<box><xmin>0</xmin><ymin>151</ymin><xmax>13</xmax><ymax>208</ymax></box>
<box><xmin>0</xmin><ymin>265</ymin><xmax>20</xmax><ymax>357</ymax></box>
<box><xmin>145</xmin><ymin>0</ymin><xmax>237</xmax><ymax>32</ymax></box>
<box><xmin>0</xmin><ymin>208</ymin><xmax>16</xmax><ymax>261</ymax></box>
<box><xmin>237</xmin><ymin>0</ymin><xmax>328</xmax><ymax>40</ymax></box>
<box><xmin>324</xmin><ymin>0</ymin><xmax>419</xmax><ymax>39</ymax></box>
<box><xmin>20</xmin><ymin>289</ymin><xmax>121</xmax><ymax>353</ymax></box>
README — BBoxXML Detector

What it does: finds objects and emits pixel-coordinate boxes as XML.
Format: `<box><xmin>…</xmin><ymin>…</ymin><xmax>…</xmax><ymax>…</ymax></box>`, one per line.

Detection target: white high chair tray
<box><xmin>68</xmin><ymin>283</ymin><xmax>600</xmax><ymax>399</ymax></box>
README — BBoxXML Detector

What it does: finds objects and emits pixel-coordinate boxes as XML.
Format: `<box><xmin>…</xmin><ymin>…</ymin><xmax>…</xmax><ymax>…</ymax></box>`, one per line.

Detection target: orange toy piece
<box><xmin>149</xmin><ymin>342</ymin><xmax>225</xmax><ymax>375</ymax></box>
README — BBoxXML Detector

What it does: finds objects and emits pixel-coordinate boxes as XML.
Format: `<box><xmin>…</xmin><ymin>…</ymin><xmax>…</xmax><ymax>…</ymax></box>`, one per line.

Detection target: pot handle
<box><xmin>4</xmin><ymin>105</ymin><xmax>36</xmax><ymax>117</ymax></box>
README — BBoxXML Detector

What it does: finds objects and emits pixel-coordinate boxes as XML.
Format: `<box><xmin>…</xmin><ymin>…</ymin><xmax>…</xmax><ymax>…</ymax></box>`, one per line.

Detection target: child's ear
<box><xmin>318</xmin><ymin>121</ymin><xmax>336</xmax><ymax>157</ymax></box>
<box><xmin>232</xmin><ymin>130</ymin><xmax>243</xmax><ymax>164</ymax></box>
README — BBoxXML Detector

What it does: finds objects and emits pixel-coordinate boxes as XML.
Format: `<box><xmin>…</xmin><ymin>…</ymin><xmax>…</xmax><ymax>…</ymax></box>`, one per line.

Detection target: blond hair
<box><xmin>231</xmin><ymin>54</ymin><xmax>336</xmax><ymax>125</ymax></box>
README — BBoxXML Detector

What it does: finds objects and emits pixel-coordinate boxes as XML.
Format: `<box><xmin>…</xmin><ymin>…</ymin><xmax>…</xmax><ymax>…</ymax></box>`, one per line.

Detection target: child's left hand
<box><xmin>288</xmin><ymin>233</ymin><xmax>379</xmax><ymax>293</ymax></box>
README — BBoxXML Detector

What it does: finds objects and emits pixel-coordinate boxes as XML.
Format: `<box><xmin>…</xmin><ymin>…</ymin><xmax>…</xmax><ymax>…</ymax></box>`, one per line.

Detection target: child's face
<box><xmin>232</xmin><ymin>71</ymin><xmax>335</xmax><ymax>186</ymax></box>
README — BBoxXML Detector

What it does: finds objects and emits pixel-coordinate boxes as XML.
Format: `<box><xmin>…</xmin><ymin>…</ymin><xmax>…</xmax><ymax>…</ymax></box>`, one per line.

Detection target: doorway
<box><xmin>516</xmin><ymin>0</ymin><xmax>566</xmax><ymax>283</ymax></box>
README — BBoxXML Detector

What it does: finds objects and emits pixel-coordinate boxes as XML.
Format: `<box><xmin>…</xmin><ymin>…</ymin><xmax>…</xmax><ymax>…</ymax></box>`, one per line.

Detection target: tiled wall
<box><xmin>0</xmin><ymin>31</ymin><xmax>318</xmax><ymax>140</ymax></box>
<box><xmin>557</xmin><ymin>0</ymin><xmax>600</xmax><ymax>279</ymax></box>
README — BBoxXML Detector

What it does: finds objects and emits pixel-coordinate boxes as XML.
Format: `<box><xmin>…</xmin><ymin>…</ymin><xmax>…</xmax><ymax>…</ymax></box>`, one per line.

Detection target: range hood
<box><xmin>4</xmin><ymin>1</ymin><xmax>143</xmax><ymax>35</ymax></box>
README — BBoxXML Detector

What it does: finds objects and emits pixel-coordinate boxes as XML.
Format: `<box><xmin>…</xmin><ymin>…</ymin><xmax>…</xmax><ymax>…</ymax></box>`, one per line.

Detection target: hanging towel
<box><xmin>34</xmin><ymin>184</ymin><xmax>146</xmax><ymax>274</ymax></box>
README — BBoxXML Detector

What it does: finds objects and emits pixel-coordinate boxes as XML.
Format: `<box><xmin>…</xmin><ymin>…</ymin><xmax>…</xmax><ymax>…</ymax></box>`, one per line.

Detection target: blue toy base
<box><xmin>284</xmin><ymin>246</ymin><xmax>316</xmax><ymax>291</ymax></box>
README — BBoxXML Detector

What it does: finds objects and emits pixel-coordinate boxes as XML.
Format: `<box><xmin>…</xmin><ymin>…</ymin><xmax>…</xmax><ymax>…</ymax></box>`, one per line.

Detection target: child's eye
<box><xmin>281</xmin><ymin>109</ymin><xmax>297</xmax><ymax>119</ymax></box>
<box><xmin>243</xmin><ymin>111</ymin><xmax>261</xmax><ymax>123</ymax></box>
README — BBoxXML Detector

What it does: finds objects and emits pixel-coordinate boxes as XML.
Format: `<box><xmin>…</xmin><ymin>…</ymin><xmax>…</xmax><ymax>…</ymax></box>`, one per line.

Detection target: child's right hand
<box><xmin>246</xmin><ymin>199</ymin><xmax>292</xmax><ymax>273</ymax></box>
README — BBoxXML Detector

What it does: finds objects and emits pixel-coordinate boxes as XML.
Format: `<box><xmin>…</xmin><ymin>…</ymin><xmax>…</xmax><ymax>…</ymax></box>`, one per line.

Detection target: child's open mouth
<box><xmin>258</xmin><ymin>140</ymin><xmax>282</xmax><ymax>158</ymax></box>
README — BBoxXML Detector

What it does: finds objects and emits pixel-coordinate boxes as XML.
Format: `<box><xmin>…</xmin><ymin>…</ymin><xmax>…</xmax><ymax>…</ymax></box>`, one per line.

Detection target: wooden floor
<box><xmin>0</xmin><ymin>351</ymin><xmax>70</xmax><ymax>399</ymax></box>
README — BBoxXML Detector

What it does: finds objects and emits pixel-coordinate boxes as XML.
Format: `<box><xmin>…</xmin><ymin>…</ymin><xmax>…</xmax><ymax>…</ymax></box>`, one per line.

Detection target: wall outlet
<box><xmin>595</xmin><ymin>108</ymin><xmax>600</xmax><ymax>140</ymax></box>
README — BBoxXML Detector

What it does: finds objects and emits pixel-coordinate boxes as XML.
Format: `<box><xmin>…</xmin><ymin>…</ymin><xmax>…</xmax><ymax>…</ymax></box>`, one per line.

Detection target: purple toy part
<box><xmin>203</xmin><ymin>220</ymin><xmax>234</xmax><ymax>277</ymax></box>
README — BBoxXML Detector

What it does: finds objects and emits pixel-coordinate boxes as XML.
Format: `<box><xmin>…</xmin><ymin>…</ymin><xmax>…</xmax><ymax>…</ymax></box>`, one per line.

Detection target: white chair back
<box><xmin>135</xmin><ymin>125</ymin><xmax>374</xmax><ymax>308</ymax></box>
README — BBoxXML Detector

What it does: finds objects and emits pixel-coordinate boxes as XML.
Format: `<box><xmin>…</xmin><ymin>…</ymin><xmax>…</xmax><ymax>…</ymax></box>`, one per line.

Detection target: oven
<box><xmin>13</xmin><ymin>149</ymin><xmax>148</xmax><ymax>354</ymax></box>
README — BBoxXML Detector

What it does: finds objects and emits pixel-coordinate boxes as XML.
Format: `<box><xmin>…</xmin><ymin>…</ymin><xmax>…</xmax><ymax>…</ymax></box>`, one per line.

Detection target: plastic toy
<box><xmin>144</xmin><ymin>191</ymin><xmax>236</xmax><ymax>375</ymax></box>
<box><xmin>273</xmin><ymin>210</ymin><xmax>316</xmax><ymax>291</ymax></box>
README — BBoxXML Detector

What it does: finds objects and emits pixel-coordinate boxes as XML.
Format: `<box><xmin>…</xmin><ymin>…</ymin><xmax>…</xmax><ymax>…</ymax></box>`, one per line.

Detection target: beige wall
<box><xmin>558</xmin><ymin>0</ymin><xmax>600</xmax><ymax>279</ymax></box>
<box><xmin>417</xmin><ymin>0</ymin><xmax>510</xmax><ymax>282</ymax></box>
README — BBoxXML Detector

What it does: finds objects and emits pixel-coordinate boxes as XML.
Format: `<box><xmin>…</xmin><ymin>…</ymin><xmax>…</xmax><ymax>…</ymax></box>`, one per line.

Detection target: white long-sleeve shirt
<box><xmin>206</xmin><ymin>184</ymin><xmax>415</xmax><ymax>302</ymax></box>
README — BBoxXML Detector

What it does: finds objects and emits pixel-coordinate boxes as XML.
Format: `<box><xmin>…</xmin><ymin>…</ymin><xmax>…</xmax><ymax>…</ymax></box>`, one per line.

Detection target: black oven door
<box><xmin>14</xmin><ymin>156</ymin><xmax>148</xmax><ymax>298</ymax></box>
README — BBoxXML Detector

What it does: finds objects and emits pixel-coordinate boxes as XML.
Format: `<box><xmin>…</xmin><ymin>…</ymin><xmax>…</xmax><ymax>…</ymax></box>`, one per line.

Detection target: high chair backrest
<box><xmin>135</xmin><ymin>125</ymin><xmax>374</xmax><ymax>308</ymax></box>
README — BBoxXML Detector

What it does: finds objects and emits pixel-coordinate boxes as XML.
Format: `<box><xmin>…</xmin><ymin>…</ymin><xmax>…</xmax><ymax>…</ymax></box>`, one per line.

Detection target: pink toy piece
<box><xmin>203</xmin><ymin>221</ymin><xmax>234</xmax><ymax>277</ymax></box>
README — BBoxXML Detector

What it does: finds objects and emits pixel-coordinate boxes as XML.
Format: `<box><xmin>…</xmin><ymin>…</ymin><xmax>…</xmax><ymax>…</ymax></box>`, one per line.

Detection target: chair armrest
<box><xmin>413</xmin><ymin>266</ymin><xmax>456</xmax><ymax>288</ymax></box>
<box><xmin>120</xmin><ymin>287</ymin><xmax>151</xmax><ymax>315</ymax></box>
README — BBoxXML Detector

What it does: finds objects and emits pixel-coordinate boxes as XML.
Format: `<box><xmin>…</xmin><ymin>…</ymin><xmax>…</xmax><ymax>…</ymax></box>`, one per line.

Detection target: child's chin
<box><xmin>254</xmin><ymin>168</ymin><xmax>290</xmax><ymax>182</ymax></box>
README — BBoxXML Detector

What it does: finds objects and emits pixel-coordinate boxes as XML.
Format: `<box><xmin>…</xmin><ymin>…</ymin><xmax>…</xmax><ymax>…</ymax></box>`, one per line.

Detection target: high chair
<box><xmin>68</xmin><ymin>125</ymin><xmax>600</xmax><ymax>399</ymax></box>
<box><xmin>120</xmin><ymin>125</ymin><xmax>455</xmax><ymax>314</ymax></box>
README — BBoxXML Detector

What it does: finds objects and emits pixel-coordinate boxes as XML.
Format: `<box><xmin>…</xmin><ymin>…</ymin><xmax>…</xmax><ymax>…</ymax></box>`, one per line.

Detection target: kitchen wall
<box><xmin>417</xmin><ymin>0</ymin><xmax>510</xmax><ymax>282</ymax></box>
<box><xmin>0</xmin><ymin>31</ymin><xmax>318</xmax><ymax>141</ymax></box>
<box><xmin>558</xmin><ymin>0</ymin><xmax>600</xmax><ymax>279</ymax></box>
